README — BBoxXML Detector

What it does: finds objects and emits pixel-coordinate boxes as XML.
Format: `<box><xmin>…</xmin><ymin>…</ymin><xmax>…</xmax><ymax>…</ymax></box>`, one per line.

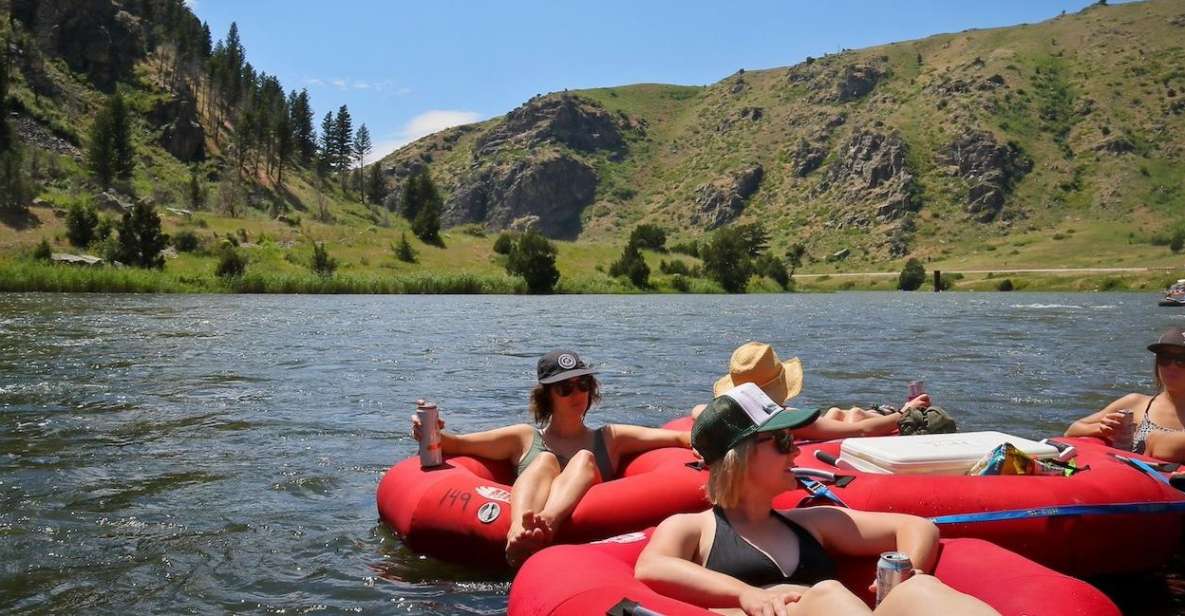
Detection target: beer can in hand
<box><xmin>908</xmin><ymin>381</ymin><xmax>926</xmax><ymax>400</ymax></box>
<box><xmin>1110</xmin><ymin>409</ymin><xmax>1135</xmax><ymax>452</ymax></box>
<box><xmin>876</xmin><ymin>551</ymin><xmax>914</xmax><ymax>606</ymax></box>
<box><xmin>417</xmin><ymin>401</ymin><xmax>443</xmax><ymax>467</ymax></box>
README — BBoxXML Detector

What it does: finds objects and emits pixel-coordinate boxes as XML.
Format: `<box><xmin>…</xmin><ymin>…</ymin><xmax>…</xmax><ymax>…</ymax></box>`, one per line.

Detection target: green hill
<box><xmin>2</xmin><ymin>0</ymin><xmax>1184</xmax><ymax>293</ymax></box>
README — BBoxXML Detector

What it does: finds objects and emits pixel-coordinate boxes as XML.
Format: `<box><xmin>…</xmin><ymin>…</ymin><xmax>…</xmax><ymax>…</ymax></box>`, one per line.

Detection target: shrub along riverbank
<box><xmin>1</xmin><ymin>258</ymin><xmax>1176</xmax><ymax>295</ymax></box>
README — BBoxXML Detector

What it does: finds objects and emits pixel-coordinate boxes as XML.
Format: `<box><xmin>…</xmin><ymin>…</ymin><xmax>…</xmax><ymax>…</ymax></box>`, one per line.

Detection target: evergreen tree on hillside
<box><xmin>87</xmin><ymin>91</ymin><xmax>135</xmax><ymax>189</ymax></box>
<box><xmin>410</xmin><ymin>171</ymin><xmax>443</xmax><ymax>246</ymax></box>
<box><xmin>507</xmin><ymin>230</ymin><xmax>560</xmax><ymax>294</ymax></box>
<box><xmin>66</xmin><ymin>204</ymin><xmax>99</xmax><ymax>248</ymax></box>
<box><xmin>333</xmin><ymin>106</ymin><xmax>353</xmax><ymax>176</ymax></box>
<box><xmin>116</xmin><ymin>202</ymin><xmax>169</xmax><ymax>269</ymax></box>
<box><xmin>399</xmin><ymin>173</ymin><xmax>422</xmax><ymax>220</ymax></box>
<box><xmin>319</xmin><ymin>112</ymin><xmax>336</xmax><ymax>172</ymax></box>
<box><xmin>366</xmin><ymin>164</ymin><xmax>385</xmax><ymax>205</ymax></box>
<box><xmin>291</xmin><ymin>89</ymin><xmax>316</xmax><ymax>165</ymax></box>
<box><xmin>353</xmin><ymin>124</ymin><xmax>372</xmax><ymax>195</ymax></box>
<box><xmin>0</xmin><ymin>53</ymin><xmax>31</xmax><ymax>213</ymax></box>
<box><xmin>701</xmin><ymin>226</ymin><xmax>754</xmax><ymax>293</ymax></box>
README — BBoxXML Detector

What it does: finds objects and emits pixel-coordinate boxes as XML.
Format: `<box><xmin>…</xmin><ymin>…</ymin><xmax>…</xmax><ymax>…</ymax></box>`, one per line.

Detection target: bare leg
<box><xmin>536</xmin><ymin>449</ymin><xmax>601</xmax><ymax>537</ymax></box>
<box><xmin>874</xmin><ymin>575</ymin><xmax>1000</xmax><ymax>616</ymax></box>
<box><xmin>786</xmin><ymin>580</ymin><xmax>872</xmax><ymax>615</ymax></box>
<box><xmin>506</xmin><ymin>452</ymin><xmax>560</xmax><ymax>566</ymax></box>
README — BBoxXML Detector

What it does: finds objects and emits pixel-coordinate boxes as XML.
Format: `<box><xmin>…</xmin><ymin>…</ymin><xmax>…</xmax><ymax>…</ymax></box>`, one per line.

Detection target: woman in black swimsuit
<box><xmin>636</xmin><ymin>382</ymin><xmax>998</xmax><ymax>616</ymax></box>
<box><xmin>1066</xmin><ymin>327</ymin><xmax>1185</xmax><ymax>461</ymax></box>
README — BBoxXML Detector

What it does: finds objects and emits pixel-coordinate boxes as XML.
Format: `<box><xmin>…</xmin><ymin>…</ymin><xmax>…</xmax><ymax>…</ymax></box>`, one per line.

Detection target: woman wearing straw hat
<box><xmin>637</xmin><ymin>383</ymin><xmax>999</xmax><ymax>616</ymax></box>
<box><xmin>412</xmin><ymin>350</ymin><xmax>691</xmax><ymax>566</ymax></box>
<box><xmin>1066</xmin><ymin>327</ymin><xmax>1185</xmax><ymax>461</ymax></box>
<box><xmin>693</xmin><ymin>342</ymin><xmax>933</xmax><ymax>441</ymax></box>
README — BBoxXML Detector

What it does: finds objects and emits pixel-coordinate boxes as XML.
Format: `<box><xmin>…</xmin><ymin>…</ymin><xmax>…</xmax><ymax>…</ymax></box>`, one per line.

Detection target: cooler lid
<box><xmin>839</xmin><ymin>431</ymin><xmax>1059</xmax><ymax>474</ymax></box>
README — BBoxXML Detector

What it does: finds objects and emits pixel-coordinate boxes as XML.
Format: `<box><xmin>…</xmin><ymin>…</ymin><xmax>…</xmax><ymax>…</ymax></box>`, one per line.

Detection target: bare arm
<box><xmin>1064</xmin><ymin>393</ymin><xmax>1146</xmax><ymax>439</ymax></box>
<box><xmin>411</xmin><ymin>412</ymin><xmax>531</xmax><ymax>462</ymax></box>
<box><xmin>636</xmin><ymin>513</ymin><xmax>800</xmax><ymax>615</ymax></box>
<box><xmin>795</xmin><ymin>415</ymin><xmax>899</xmax><ymax>440</ymax></box>
<box><xmin>607</xmin><ymin>424</ymin><xmax>691</xmax><ymax>458</ymax></box>
<box><xmin>794</xmin><ymin>507</ymin><xmax>940</xmax><ymax>574</ymax></box>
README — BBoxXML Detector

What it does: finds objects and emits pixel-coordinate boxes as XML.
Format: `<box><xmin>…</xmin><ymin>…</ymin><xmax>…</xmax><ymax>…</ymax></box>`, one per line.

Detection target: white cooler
<box><xmin>836</xmin><ymin>431</ymin><xmax>1060</xmax><ymax>475</ymax></box>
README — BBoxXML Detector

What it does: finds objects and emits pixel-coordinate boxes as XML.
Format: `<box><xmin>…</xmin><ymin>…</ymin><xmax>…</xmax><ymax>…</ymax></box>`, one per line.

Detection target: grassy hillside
<box><xmin>3</xmin><ymin>0</ymin><xmax>1185</xmax><ymax>293</ymax></box>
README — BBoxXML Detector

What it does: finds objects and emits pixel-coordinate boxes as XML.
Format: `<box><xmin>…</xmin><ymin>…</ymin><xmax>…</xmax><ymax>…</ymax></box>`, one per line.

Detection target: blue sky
<box><xmin>187</xmin><ymin>0</ymin><xmax>1127</xmax><ymax>162</ymax></box>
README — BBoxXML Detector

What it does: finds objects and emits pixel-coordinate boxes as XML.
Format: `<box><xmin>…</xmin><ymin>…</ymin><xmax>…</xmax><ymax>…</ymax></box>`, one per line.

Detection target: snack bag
<box><xmin>968</xmin><ymin>442</ymin><xmax>1032</xmax><ymax>475</ymax></box>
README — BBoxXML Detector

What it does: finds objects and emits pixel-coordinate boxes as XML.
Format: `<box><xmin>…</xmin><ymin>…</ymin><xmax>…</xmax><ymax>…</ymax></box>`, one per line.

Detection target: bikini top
<box><xmin>703</xmin><ymin>506</ymin><xmax>836</xmax><ymax>588</ymax></box>
<box><xmin>515</xmin><ymin>426</ymin><xmax>615</xmax><ymax>479</ymax></box>
<box><xmin>1133</xmin><ymin>393</ymin><xmax>1185</xmax><ymax>454</ymax></box>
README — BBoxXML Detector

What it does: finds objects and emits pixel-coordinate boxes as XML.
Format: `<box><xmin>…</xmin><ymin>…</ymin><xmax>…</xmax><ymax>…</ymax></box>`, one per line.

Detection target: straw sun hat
<box><xmin>712</xmin><ymin>342</ymin><xmax>804</xmax><ymax>404</ymax></box>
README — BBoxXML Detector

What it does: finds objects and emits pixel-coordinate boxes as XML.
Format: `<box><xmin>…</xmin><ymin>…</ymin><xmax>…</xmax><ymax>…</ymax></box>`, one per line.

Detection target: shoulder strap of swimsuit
<box><xmin>1146</xmin><ymin>393</ymin><xmax>1159</xmax><ymax>413</ymax></box>
<box><xmin>592</xmin><ymin>426</ymin><xmax>616</xmax><ymax>480</ymax></box>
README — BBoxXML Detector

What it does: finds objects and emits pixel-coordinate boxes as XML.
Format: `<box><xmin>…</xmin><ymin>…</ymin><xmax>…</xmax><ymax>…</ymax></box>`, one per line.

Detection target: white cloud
<box><xmin>330</xmin><ymin>79</ymin><xmax>348</xmax><ymax>90</ymax></box>
<box><xmin>353</xmin><ymin>81</ymin><xmax>372</xmax><ymax>90</ymax></box>
<box><xmin>184</xmin><ymin>0</ymin><xmax>198</xmax><ymax>8</ymax></box>
<box><xmin>366</xmin><ymin>110</ymin><xmax>482</xmax><ymax>164</ymax></box>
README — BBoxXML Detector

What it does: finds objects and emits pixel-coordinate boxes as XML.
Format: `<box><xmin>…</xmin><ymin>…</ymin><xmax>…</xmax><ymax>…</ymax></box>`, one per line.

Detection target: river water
<box><xmin>0</xmin><ymin>292</ymin><xmax>1181</xmax><ymax>614</ymax></box>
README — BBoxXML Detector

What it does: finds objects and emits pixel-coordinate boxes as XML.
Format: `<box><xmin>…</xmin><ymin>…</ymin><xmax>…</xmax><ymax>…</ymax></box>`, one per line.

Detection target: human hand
<box><xmin>738</xmin><ymin>586</ymin><xmax>800</xmax><ymax>616</ymax></box>
<box><xmin>1092</xmin><ymin>411</ymin><xmax>1127</xmax><ymax>438</ymax></box>
<box><xmin>903</xmin><ymin>394</ymin><xmax>931</xmax><ymax>411</ymax></box>
<box><xmin>410</xmin><ymin>402</ymin><xmax>445</xmax><ymax>440</ymax></box>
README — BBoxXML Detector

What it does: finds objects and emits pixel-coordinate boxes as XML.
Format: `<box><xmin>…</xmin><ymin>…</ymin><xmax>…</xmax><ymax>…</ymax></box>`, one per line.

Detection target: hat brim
<box><xmin>713</xmin><ymin>357</ymin><xmax>804</xmax><ymax>403</ymax></box>
<box><xmin>756</xmin><ymin>406</ymin><xmax>821</xmax><ymax>433</ymax></box>
<box><xmin>539</xmin><ymin>367</ymin><xmax>598</xmax><ymax>384</ymax></box>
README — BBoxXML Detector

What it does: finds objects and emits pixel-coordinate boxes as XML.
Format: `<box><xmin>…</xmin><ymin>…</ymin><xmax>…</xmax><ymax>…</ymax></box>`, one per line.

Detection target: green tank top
<box><xmin>516</xmin><ymin>426</ymin><xmax>616</xmax><ymax>480</ymax></box>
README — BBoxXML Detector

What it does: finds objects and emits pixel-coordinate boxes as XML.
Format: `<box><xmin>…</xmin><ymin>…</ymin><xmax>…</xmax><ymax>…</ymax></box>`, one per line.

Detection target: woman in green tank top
<box><xmin>411</xmin><ymin>350</ymin><xmax>692</xmax><ymax>566</ymax></box>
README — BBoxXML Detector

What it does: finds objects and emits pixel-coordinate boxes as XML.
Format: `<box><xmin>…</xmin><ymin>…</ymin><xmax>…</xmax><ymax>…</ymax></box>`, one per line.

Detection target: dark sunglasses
<box><xmin>1157</xmin><ymin>354</ymin><xmax>1185</xmax><ymax>368</ymax></box>
<box><xmin>554</xmin><ymin>376</ymin><xmax>592</xmax><ymax>396</ymax></box>
<box><xmin>755</xmin><ymin>430</ymin><xmax>796</xmax><ymax>454</ymax></box>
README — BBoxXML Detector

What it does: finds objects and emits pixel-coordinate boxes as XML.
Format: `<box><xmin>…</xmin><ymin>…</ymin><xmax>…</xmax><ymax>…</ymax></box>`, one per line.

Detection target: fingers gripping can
<box><xmin>1111</xmin><ymin>409</ymin><xmax>1135</xmax><ymax>452</ymax></box>
<box><xmin>417</xmin><ymin>401</ymin><xmax>443</xmax><ymax>467</ymax></box>
<box><xmin>876</xmin><ymin>551</ymin><xmax>914</xmax><ymax>606</ymax></box>
<box><xmin>908</xmin><ymin>381</ymin><xmax>926</xmax><ymax>400</ymax></box>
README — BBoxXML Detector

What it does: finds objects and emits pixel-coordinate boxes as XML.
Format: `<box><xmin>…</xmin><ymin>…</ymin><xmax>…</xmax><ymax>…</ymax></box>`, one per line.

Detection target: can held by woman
<box><xmin>876</xmin><ymin>551</ymin><xmax>914</xmax><ymax>605</ymax></box>
<box><xmin>417</xmin><ymin>401</ymin><xmax>443</xmax><ymax>467</ymax></box>
<box><xmin>1110</xmin><ymin>409</ymin><xmax>1135</xmax><ymax>452</ymax></box>
<box><xmin>908</xmin><ymin>381</ymin><xmax>926</xmax><ymax>400</ymax></box>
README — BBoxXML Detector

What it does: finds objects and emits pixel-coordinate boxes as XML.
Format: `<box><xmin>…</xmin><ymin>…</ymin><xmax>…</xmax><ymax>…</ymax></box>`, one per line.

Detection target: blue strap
<box><xmin>931</xmin><ymin>500</ymin><xmax>1185</xmax><ymax>525</ymax></box>
<box><xmin>798</xmin><ymin>479</ymin><xmax>849</xmax><ymax>508</ymax></box>
<box><xmin>1115</xmin><ymin>455</ymin><xmax>1173</xmax><ymax>486</ymax></box>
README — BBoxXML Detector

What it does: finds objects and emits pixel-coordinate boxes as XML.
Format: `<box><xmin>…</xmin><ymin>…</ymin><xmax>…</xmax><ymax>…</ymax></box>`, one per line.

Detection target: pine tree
<box><xmin>66</xmin><ymin>204</ymin><xmax>99</xmax><ymax>248</ymax></box>
<box><xmin>393</xmin><ymin>232</ymin><xmax>417</xmax><ymax>263</ymax></box>
<box><xmin>110</xmin><ymin>92</ymin><xmax>134</xmax><ymax>182</ymax></box>
<box><xmin>319</xmin><ymin>112</ymin><xmax>336</xmax><ymax>173</ymax></box>
<box><xmin>291</xmin><ymin>89</ymin><xmax>316</xmax><ymax>165</ymax></box>
<box><xmin>366</xmin><ymin>164</ymin><xmax>385</xmax><ymax>205</ymax></box>
<box><xmin>409</xmin><ymin>170</ymin><xmax>443</xmax><ymax>246</ymax></box>
<box><xmin>116</xmin><ymin>201</ymin><xmax>169</xmax><ymax>269</ymax></box>
<box><xmin>353</xmin><ymin>124</ymin><xmax>372</xmax><ymax>195</ymax></box>
<box><xmin>0</xmin><ymin>53</ymin><xmax>30</xmax><ymax>212</ymax></box>
<box><xmin>399</xmin><ymin>173</ymin><xmax>421</xmax><ymax>220</ymax></box>
<box><xmin>333</xmin><ymin>105</ymin><xmax>352</xmax><ymax>174</ymax></box>
<box><xmin>87</xmin><ymin>102</ymin><xmax>117</xmax><ymax>188</ymax></box>
<box><xmin>507</xmin><ymin>230</ymin><xmax>560</xmax><ymax>294</ymax></box>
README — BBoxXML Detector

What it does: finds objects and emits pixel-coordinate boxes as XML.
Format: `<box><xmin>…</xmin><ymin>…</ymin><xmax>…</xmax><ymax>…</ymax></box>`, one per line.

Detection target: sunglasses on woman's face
<box><xmin>1157</xmin><ymin>354</ymin><xmax>1185</xmax><ymax>368</ymax></box>
<box><xmin>755</xmin><ymin>430</ymin><xmax>796</xmax><ymax>455</ymax></box>
<box><xmin>554</xmin><ymin>376</ymin><xmax>592</xmax><ymax>396</ymax></box>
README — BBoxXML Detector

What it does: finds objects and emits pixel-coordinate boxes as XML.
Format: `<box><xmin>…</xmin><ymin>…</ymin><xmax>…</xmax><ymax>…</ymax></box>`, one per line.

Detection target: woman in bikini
<box><xmin>411</xmin><ymin>350</ymin><xmax>690</xmax><ymax>566</ymax></box>
<box><xmin>1066</xmin><ymin>327</ymin><xmax>1185</xmax><ymax>462</ymax></box>
<box><xmin>637</xmin><ymin>383</ymin><xmax>998</xmax><ymax>616</ymax></box>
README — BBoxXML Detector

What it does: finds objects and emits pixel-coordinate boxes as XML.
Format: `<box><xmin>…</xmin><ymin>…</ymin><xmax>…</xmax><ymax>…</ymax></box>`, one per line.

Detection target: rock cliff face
<box><xmin>820</xmin><ymin>131</ymin><xmax>918</xmax><ymax>225</ymax></box>
<box><xmin>474</xmin><ymin>95</ymin><xmax>626</xmax><ymax>156</ymax></box>
<box><xmin>11</xmin><ymin>0</ymin><xmax>147</xmax><ymax>91</ymax></box>
<box><xmin>941</xmin><ymin>130</ymin><xmax>1032</xmax><ymax>222</ymax></box>
<box><xmin>692</xmin><ymin>164</ymin><xmax>764</xmax><ymax>228</ymax></box>
<box><xmin>443</xmin><ymin>152</ymin><xmax>598</xmax><ymax>239</ymax></box>
<box><xmin>151</xmin><ymin>97</ymin><xmax>205</xmax><ymax>163</ymax></box>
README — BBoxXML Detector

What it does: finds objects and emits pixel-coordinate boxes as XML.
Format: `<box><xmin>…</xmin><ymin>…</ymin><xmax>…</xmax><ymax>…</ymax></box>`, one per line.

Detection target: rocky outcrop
<box><xmin>928</xmin><ymin>74</ymin><xmax>1006</xmax><ymax>96</ymax></box>
<box><xmin>1093</xmin><ymin>135</ymin><xmax>1135</xmax><ymax>155</ymax></box>
<box><xmin>12</xmin><ymin>0</ymin><xmax>147</xmax><ymax>91</ymax></box>
<box><xmin>834</xmin><ymin>64</ymin><xmax>883</xmax><ymax>101</ymax></box>
<box><xmin>941</xmin><ymin>130</ymin><xmax>1033</xmax><ymax>222</ymax></box>
<box><xmin>820</xmin><ymin>131</ymin><xmax>918</xmax><ymax>223</ymax></box>
<box><xmin>717</xmin><ymin>107</ymin><xmax>764</xmax><ymax>132</ymax></box>
<box><xmin>474</xmin><ymin>95</ymin><xmax>626</xmax><ymax>157</ymax></box>
<box><xmin>691</xmin><ymin>164</ymin><xmax>764</xmax><ymax>228</ymax></box>
<box><xmin>443</xmin><ymin>152</ymin><xmax>597</xmax><ymax>239</ymax></box>
<box><xmin>151</xmin><ymin>97</ymin><xmax>205</xmax><ymax>162</ymax></box>
<box><xmin>792</xmin><ymin>139</ymin><xmax>827</xmax><ymax>177</ymax></box>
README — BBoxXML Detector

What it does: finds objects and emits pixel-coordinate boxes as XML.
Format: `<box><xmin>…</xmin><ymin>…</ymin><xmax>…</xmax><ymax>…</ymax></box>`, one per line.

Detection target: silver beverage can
<box><xmin>908</xmin><ymin>381</ymin><xmax>926</xmax><ymax>400</ymax></box>
<box><xmin>417</xmin><ymin>401</ymin><xmax>443</xmax><ymax>467</ymax></box>
<box><xmin>876</xmin><ymin>551</ymin><xmax>913</xmax><ymax>605</ymax></box>
<box><xmin>1110</xmin><ymin>409</ymin><xmax>1135</xmax><ymax>452</ymax></box>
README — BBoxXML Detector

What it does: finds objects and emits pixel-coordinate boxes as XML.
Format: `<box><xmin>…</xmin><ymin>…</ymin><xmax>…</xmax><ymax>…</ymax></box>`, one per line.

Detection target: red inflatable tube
<box><xmin>507</xmin><ymin>530</ymin><xmax>1121</xmax><ymax>616</ymax></box>
<box><xmin>376</xmin><ymin>447</ymin><xmax>709</xmax><ymax>568</ymax></box>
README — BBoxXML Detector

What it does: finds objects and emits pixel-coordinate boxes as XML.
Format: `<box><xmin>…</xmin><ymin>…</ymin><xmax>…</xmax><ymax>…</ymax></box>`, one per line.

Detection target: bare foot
<box><xmin>505</xmin><ymin>511</ymin><xmax>553</xmax><ymax>567</ymax></box>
